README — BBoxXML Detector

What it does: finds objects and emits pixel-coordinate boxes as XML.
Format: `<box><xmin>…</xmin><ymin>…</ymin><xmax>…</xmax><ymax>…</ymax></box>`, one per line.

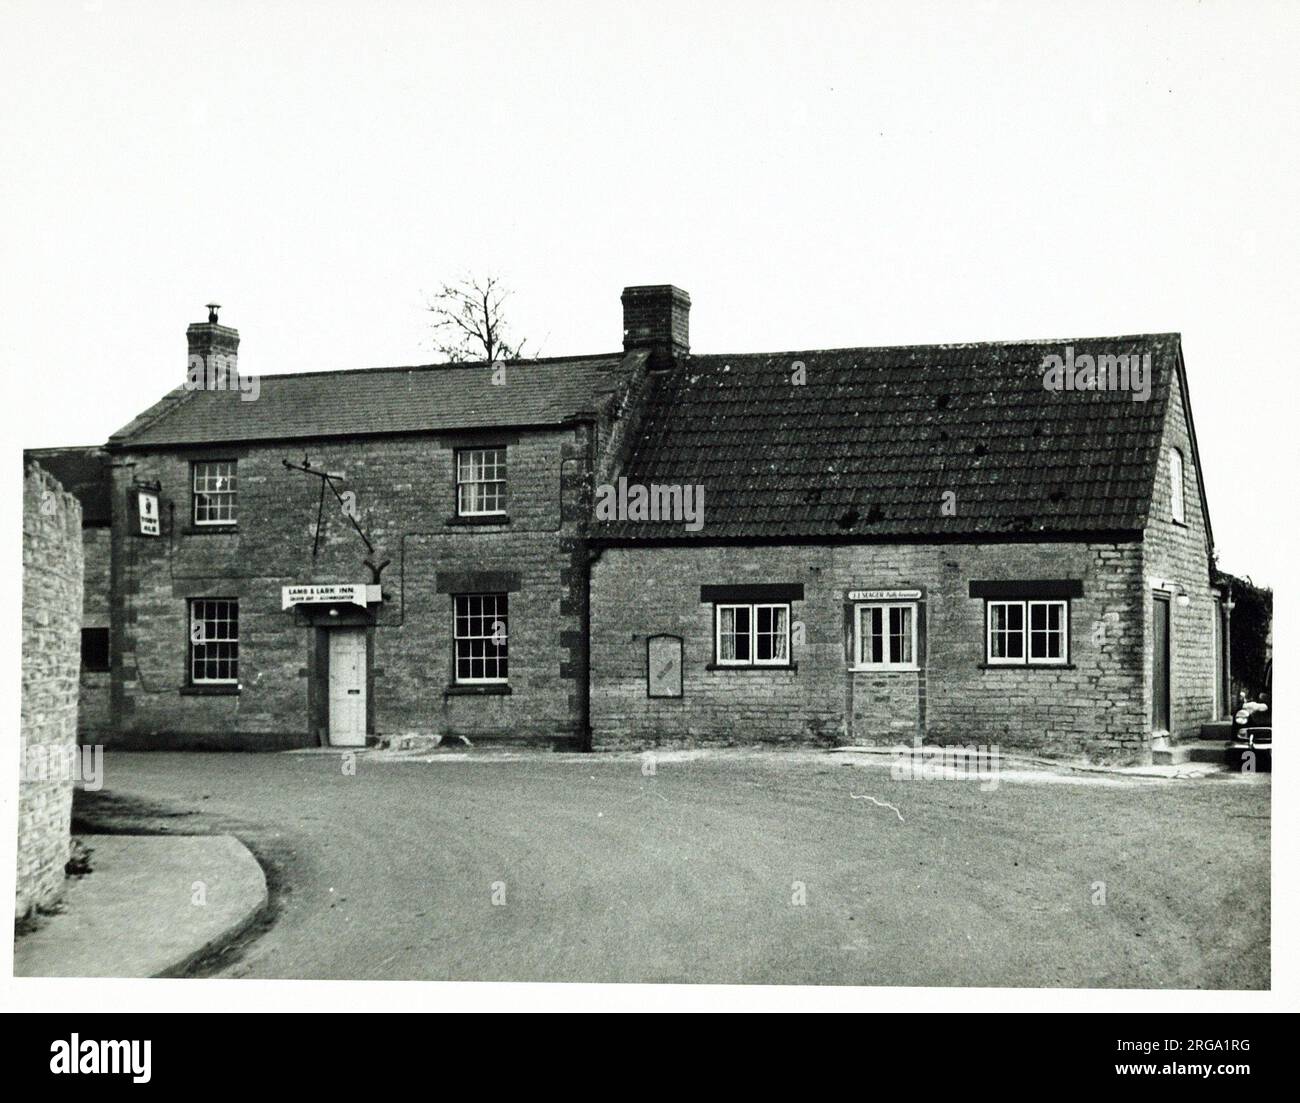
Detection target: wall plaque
<box><xmin>647</xmin><ymin>634</ymin><xmax>683</xmax><ymax>698</ymax></box>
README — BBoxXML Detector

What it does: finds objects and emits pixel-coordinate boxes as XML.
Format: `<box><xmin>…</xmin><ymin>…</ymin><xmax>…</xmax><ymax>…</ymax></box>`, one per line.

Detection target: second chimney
<box><xmin>621</xmin><ymin>285</ymin><xmax>690</xmax><ymax>364</ymax></box>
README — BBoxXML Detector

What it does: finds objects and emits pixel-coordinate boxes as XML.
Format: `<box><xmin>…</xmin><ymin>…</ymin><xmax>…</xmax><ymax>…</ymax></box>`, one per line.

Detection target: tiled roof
<box><xmin>23</xmin><ymin>446</ymin><xmax>112</xmax><ymax>524</ymax></box>
<box><xmin>596</xmin><ymin>335</ymin><xmax>1181</xmax><ymax>542</ymax></box>
<box><xmin>111</xmin><ymin>354</ymin><xmax>632</xmax><ymax>447</ymax></box>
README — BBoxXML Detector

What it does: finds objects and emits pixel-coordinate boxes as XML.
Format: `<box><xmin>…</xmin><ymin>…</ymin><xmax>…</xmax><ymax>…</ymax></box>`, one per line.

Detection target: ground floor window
<box><xmin>80</xmin><ymin>626</ymin><xmax>110</xmax><ymax>672</ymax></box>
<box><xmin>189</xmin><ymin>598</ymin><xmax>239</xmax><ymax>683</ymax></box>
<box><xmin>455</xmin><ymin>593</ymin><xmax>508</xmax><ymax>683</ymax></box>
<box><xmin>986</xmin><ymin>599</ymin><xmax>1068</xmax><ymax>665</ymax></box>
<box><xmin>854</xmin><ymin>602</ymin><xmax>917</xmax><ymax>669</ymax></box>
<box><xmin>715</xmin><ymin>603</ymin><xmax>790</xmax><ymax>665</ymax></box>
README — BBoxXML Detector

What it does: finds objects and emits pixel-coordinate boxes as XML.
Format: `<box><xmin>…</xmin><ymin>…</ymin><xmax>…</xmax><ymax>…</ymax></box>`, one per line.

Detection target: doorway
<box><xmin>328</xmin><ymin>627</ymin><xmax>368</xmax><ymax>746</ymax></box>
<box><xmin>1153</xmin><ymin>593</ymin><xmax>1171</xmax><ymax>733</ymax></box>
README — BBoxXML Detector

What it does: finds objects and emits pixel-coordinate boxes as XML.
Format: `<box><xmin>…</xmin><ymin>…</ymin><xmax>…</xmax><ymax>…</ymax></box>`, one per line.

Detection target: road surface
<box><xmin>73</xmin><ymin>750</ymin><xmax>1270</xmax><ymax>987</ymax></box>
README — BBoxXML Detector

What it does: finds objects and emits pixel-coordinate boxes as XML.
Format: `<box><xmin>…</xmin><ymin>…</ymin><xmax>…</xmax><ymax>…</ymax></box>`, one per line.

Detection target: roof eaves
<box><xmin>590</xmin><ymin>528</ymin><xmax>1147</xmax><ymax>549</ymax></box>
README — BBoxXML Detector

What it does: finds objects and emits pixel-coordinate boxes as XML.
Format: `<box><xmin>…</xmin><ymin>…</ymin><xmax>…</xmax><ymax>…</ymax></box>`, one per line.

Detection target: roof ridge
<box><xmin>243</xmin><ymin>351</ymin><xmax>626</xmax><ymax>383</ymax></box>
<box><xmin>686</xmin><ymin>333</ymin><xmax>1181</xmax><ymax>361</ymax></box>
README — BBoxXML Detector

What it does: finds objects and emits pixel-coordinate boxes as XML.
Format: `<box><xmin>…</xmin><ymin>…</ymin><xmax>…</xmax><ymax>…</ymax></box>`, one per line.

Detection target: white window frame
<box><xmin>853</xmin><ymin>602</ymin><xmax>918</xmax><ymax>671</ymax></box>
<box><xmin>1169</xmin><ymin>448</ymin><xmax>1185</xmax><ymax>524</ymax></box>
<box><xmin>714</xmin><ymin>602</ymin><xmax>791</xmax><ymax>667</ymax></box>
<box><xmin>456</xmin><ymin>447</ymin><xmax>507</xmax><ymax>517</ymax></box>
<box><xmin>715</xmin><ymin>603</ymin><xmax>751</xmax><ymax>666</ymax></box>
<box><xmin>453</xmin><ymin>593</ymin><xmax>509</xmax><ymax>684</ymax></box>
<box><xmin>1027</xmin><ymin>599</ymin><xmax>1068</xmax><ymax>664</ymax></box>
<box><xmin>752</xmin><ymin>603</ymin><xmax>791</xmax><ymax>666</ymax></box>
<box><xmin>189</xmin><ymin>598</ymin><xmax>239</xmax><ymax>684</ymax></box>
<box><xmin>986</xmin><ymin>599</ymin><xmax>1068</xmax><ymax>666</ymax></box>
<box><xmin>193</xmin><ymin>460</ymin><xmax>238</xmax><ymax>526</ymax></box>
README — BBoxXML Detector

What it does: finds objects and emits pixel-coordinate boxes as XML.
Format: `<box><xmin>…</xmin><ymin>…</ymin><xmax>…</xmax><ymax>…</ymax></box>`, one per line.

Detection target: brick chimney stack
<box><xmin>621</xmin><ymin>285</ymin><xmax>690</xmax><ymax>365</ymax></box>
<box><xmin>186</xmin><ymin>303</ymin><xmax>240</xmax><ymax>387</ymax></box>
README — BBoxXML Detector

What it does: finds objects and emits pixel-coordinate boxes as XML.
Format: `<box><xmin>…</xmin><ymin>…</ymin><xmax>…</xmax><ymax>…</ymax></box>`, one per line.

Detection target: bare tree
<box><xmin>426</xmin><ymin>274</ymin><xmax>530</xmax><ymax>363</ymax></box>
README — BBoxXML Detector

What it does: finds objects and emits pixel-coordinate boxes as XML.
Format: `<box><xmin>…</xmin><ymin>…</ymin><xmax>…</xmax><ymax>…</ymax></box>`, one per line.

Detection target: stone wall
<box><xmin>591</xmin><ymin>539</ymin><xmax>1149</xmax><ymax>763</ymax></box>
<box><xmin>18</xmin><ymin>464</ymin><xmax>84</xmax><ymax>919</ymax></box>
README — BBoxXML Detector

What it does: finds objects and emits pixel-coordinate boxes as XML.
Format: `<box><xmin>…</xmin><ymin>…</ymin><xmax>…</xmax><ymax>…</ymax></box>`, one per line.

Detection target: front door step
<box><xmin>1152</xmin><ymin>740</ymin><xmax>1234</xmax><ymax>766</ymax></box>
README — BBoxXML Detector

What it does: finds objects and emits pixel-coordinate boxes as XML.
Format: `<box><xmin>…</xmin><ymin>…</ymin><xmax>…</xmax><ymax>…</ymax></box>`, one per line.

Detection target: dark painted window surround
<box><xmin>701</xmin><ymin>583</ymin><xmax>803</xmax><ymax>671</ymax></box>
<box><xmin>970</xmin><ymin>579</ymin><xmax>1082</xmax><ymax>669</ymax></box>
<box><xmin>437</xmin><ymin>571</ymin><xmax>520</xmax><ymax>695</ymax></box>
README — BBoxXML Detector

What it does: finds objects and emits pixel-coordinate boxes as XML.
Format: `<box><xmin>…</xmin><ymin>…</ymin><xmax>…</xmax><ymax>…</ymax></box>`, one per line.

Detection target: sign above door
<box><xmin>281</xmin><ymin>583</ymin><xmax>382</xmax><ymax>610</ymax></box>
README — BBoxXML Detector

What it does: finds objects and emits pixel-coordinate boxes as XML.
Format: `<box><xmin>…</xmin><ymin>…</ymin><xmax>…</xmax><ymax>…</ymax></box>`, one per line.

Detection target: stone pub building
<box><xmin>31</xmin><ymin>285</ymin><xmax>1227</xmax><ymax>763</ymax></box>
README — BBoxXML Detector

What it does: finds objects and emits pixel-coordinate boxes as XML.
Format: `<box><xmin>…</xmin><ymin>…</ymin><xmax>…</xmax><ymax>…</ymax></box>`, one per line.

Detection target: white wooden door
<box><xmin>328</xmin><ymin>628</ymin><xmax>367</xmax><ymax>746</ymax></box>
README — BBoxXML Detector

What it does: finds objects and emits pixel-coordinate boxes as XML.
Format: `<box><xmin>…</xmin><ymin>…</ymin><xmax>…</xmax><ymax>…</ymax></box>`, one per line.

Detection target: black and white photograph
<box><xmin>2</xmin><ymin>0</ymin><xmax>1296</xmax><ymax>1058</ymax></box>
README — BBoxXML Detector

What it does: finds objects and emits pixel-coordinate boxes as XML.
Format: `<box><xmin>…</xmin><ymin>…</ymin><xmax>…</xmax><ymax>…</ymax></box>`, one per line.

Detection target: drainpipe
<box><xmin>1224</xmin><ymin>586</ymin><xmax>1235</xmax><ymax>716</ymax></box>
<box><xmin>578</xmin><ymin>545</ymin><xmax>594</xmax><ymax>752</ymax></box>
<box><xmin>577</xmin><ymin>421</ymin><xmax>595</xmax><ymax>753</ymax></box>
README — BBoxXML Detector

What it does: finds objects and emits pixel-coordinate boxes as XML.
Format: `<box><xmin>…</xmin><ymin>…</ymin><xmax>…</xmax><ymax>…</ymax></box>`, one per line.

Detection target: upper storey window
<box><xmin>1169</xmin><ymin>448</ymin><xmax>1185</xmax><ymax>524</ymax></box>
<box><xmin>456</xmin><ymin>448</ymin><xmax>506</xmax><ymax>516</ymax></box>
<box><xmin>193</xmin><ymin>460</ymin><xmax>237</xmax><ymax>525</ymax></box>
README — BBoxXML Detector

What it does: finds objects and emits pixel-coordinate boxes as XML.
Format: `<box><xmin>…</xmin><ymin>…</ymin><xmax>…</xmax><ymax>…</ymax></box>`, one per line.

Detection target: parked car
<box><xmin>1230</xmin><ymin>661</ymin><xmax>1271</xmax><ymax>770</ymax></box>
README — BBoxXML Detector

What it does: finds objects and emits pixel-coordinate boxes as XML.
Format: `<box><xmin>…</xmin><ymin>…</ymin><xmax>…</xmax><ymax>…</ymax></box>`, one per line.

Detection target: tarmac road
<box><xmin>75</xmin><ymin>749</ymin><xmax>1270</xmax><ymax>987</ymax></box>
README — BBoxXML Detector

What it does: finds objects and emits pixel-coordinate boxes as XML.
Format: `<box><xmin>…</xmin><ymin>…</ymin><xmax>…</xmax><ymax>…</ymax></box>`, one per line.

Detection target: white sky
<box><xmin>2</xmin><ymin>0</ymin><xmax>1296</xmax><ymax>586</ymax></box>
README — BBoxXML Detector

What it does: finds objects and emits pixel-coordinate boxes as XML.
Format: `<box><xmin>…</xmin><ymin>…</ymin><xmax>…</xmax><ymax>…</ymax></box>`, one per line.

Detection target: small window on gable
<box><xmin>1169</xmin><ymin>448</ymin><xmax>1185</xmax><ymax>524</ymax></box>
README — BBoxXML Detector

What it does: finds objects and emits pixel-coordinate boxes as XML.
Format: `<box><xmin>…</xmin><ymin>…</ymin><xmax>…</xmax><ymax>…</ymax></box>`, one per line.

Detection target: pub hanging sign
<box><xmin>131</xmin><ymin>485</ymin><xmax>160</xmax><ymax>537</ymax></box>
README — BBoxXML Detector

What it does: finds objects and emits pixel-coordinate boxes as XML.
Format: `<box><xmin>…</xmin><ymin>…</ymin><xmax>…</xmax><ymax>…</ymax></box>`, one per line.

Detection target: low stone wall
<box><xmin>18</xmin><ymin>464</ymin><xmax>84</xmax><ymax>919</ymax></box>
